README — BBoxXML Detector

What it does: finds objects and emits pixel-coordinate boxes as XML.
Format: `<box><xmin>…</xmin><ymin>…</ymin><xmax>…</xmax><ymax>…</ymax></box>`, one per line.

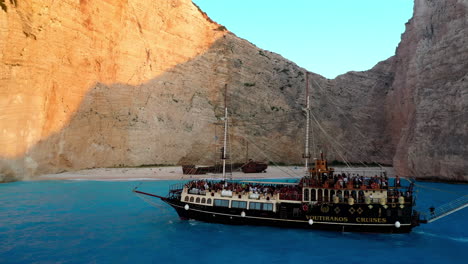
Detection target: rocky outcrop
<box><xmin>388</xmin><ymin>0</ymin><xmax>468</xmax><ymax>181</ymax></box>
<box><xmin>1</xmin><ymin>0</ymin><xmax>466</xmax><ymax>181</ymax></box>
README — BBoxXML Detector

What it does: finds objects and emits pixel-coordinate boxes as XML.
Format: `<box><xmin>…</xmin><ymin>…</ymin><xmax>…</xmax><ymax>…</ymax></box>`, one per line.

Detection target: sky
<box><xmin>193</xmin><ymin>0</ymin><xmax>414</xmax><ymax>79</ymax></box>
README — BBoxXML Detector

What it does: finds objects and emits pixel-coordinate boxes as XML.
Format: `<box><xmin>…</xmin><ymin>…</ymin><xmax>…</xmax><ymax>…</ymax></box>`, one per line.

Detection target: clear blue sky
<box><xmin>193</xmin><ymin>0</ymin><xmax>414</xmax><ymax>79</ymax></box>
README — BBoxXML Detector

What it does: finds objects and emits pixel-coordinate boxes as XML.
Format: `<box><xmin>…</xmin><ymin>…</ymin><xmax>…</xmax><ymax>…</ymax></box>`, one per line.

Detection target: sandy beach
<box><xmin>35</xmin><ymin>166</ymin><xmax>395</xmax><ymax>181</ymax></box>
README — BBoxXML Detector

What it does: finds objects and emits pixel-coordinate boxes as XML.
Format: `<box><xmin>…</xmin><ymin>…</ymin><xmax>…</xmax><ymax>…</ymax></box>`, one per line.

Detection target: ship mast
<box><xmin>222</xmin><ymin>84</ymin><xmax>228</xmax><ymax>181</ymax></box>
<box><xmin>304</xmin><ymin>72</ymin><xmax>311</xmax><ymax>174</ymax></box>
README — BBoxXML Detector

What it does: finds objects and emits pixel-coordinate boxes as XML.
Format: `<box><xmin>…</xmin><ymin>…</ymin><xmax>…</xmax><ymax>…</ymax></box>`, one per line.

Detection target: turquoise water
<box><xmin>1</xmin><ymin>180</ymin><xmax>467</xmax><ymax>264</ymax></box>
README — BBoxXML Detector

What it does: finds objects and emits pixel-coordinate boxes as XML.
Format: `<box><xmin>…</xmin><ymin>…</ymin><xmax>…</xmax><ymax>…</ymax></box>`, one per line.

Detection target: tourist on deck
<box><xmin>395</xmin><ymin>176</ymin><xmax>401</xmax><ymax>187</ymax></box>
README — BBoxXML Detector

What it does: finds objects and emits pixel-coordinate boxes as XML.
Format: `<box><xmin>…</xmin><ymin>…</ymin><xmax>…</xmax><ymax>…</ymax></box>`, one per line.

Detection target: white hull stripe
<box><xmin>166</xmin><ymin>202</ymin><xmax>411</xmax><ymax>227</ymax></box>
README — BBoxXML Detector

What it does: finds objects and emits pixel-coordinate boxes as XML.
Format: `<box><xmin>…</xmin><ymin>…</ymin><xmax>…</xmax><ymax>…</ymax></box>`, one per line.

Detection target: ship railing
<box><xmin>169</xmin><ymin>183</ymin><xmax>185</xmax><ymax>193</ymax></box>
<box><xmin>279</xmin><ymin>193</ymin><xmax>303</xmax><ymax>201</ymax></box>
<box><xmin>316</xmin><ymin>201</ymin><xmax>413</xmax><ymax>206</ymax></box>
<box><xmin>187</xmin><ymin>188</ymin><xmax>208</xmax><ymax>195</ymax></box>
<box><xmin>333</xmin><ymin>168</ymin><xmax>387</xmax><ymax>177</ymax></box>
<box><xmin>306</xmin><ymin>198</ymin><xmax>413</xmax><ymax>206</ymax></box>
<box><xmin>302</xmin><ymin>181</ymin><xmax>412</xmax><ymax>191</ymax></box>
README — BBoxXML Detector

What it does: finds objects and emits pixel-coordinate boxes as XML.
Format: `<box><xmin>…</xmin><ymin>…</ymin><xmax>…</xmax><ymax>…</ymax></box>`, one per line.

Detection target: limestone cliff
<box><xmin>315</xmin><ymin>0</ymin><xmax>468</xmax><ymax>181</ymax></box>
<box><xmin>0</xmin><ymin>0</ymin><xmax>466</xmax><ymax>182</ymax></box>
<box><xmin>388</xmin><ymin>0</ymin><xmax>468</xmax><ymax>181</ymax></box>
<box><xmin>0</xmin><ymin>0</ymin><xmax>226</xmax><ymax>180</ymax></box>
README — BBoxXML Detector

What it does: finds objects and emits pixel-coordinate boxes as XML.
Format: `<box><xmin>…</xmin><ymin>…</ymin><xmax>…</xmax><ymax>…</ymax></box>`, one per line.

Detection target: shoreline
<box><xmin>32</xmin><ymin>166</ymin><xmax>396</xmax><ymax>182</ymax></box>
<box><xmin>34</xmin><ymin>166</ymin><xmax>304</xmax><ymax>181</ymax></box>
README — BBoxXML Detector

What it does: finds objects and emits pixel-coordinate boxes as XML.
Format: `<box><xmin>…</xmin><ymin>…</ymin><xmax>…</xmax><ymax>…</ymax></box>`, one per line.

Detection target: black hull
<box><xmin>164</xmin><ymin>199</ymin><xmax>415</xmax><ymax>233</ymax></box>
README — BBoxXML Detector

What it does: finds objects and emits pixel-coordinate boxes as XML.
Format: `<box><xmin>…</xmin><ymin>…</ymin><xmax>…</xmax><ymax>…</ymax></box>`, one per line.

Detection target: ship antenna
<box><xmin>304</xmin><ymin>72</ymin><xmax>311</xmax><ymax>175</ymax></box>
<box><xmin>222</xmin><ymin>84</ymin><xmax>228</xmax><ymax>182</ymax></box>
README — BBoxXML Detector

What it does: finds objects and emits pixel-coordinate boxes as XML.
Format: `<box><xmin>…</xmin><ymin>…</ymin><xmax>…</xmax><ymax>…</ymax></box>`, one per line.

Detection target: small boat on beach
<box><xmin>241</xmin><ymin>160</ymin><xmax>268</xmax><ymax>173</ymax></box>
<box><xmin>182</xmin><ymin>163</ymin><xmax>245</xmax><ymax>175</ymax></box>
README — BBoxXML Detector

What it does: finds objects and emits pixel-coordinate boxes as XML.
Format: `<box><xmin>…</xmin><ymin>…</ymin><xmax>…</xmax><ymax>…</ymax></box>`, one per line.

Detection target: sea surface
<box><xmin>1</xmin><ymin>179</ymin><xmax>467</xmax><ymax>264</ymax></box>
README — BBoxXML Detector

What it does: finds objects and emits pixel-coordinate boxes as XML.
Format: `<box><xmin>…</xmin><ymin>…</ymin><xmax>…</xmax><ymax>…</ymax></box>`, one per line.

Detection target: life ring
<box><xmin>302</xmin><ymin>203</ymin><xmax>309</xmax><ymax>211</ymax></box>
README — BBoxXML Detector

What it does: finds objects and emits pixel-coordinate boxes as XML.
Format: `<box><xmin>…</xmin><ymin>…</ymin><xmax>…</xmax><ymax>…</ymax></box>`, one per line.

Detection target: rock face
<box><xmin>318</xmin><ymin>0</ymin><xmax>468</xmax><ymax>181</ymax></box>
<box><xmin>388</xmin><ymin>0</ymin><xmax>468</xmax><ymax>181</ymax></box>
<box><xmin>0</xmin><ymin>0</ymin><xmax>226</xmax><ymax>179</ymax></box>
<box><xmin>1</xmin><ymin>0</ymin><xmax>466</xmax><ymax>181</ymax></box>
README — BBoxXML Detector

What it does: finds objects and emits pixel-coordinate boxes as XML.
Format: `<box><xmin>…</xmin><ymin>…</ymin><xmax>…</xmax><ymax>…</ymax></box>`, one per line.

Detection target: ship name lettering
<box><xmin>306</xmin><ymin>215</ymin><xmax>349</xmax><ymax>222</ymax></box>
<box><xmin>356</xmin><ymin>217</ymin><xmax>387</xmax><ymax>223</ymax></box>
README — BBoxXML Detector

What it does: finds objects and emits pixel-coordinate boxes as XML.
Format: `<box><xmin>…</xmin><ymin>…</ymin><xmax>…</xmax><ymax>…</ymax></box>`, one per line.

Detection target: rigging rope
<box><xmin>228</xmin><ymin>118</ymin><xmax>234</xmax><ymax>179</ymax></box>
<box><xmin>311</xmin><ymin>116</ymin><xmax>316</xmax><ymax>161</ymax></box>
<box><xmin>309</xmin><ymin>110</ymin><xmax>352</xmax><ymax>168</ymax></box>
<box><xmin>311</xmin><ymin>78</ymin><xmax>389</xmax><ymax>166</ymax></box>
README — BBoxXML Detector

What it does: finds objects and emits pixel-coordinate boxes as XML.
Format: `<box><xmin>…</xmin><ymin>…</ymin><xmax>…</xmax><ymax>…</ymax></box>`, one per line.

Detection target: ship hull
<box><xmin>164</xmin><ymin>198</ymin><xmax>415</xmax><ymax>233</ymax></box>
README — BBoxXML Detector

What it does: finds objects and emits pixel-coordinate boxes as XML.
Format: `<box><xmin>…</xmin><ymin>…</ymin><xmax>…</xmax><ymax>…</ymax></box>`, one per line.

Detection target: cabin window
<box><xmin>318</xmin><ymin>189</ymin><xmax>323</xmax><ymax>201</ymax></box>
<box><xmin>249</xmin><ymin>202</ymin><xmax>273</xmax><ymax>211</ymax></box>
<box><xmin>196</xmin><ymin>197</ymin><xmax>200</xmax><ymax>203</ymax></box>
<box><xmin>184</xmin><ymin>196</ymin><xmax>189</xmax><ymax>202</ymax></box>
<box><xmin>207</xmin><ymin>198</ymin><xmax>212</xmax><ymax>204</ymax></box>
<box><xmin>189</xmin><ymin>196</ymin><xmax>194</xmax><ymax>202</ymax></box>
<box><xmin>232</xmin><ymin>200</ymin><xmax>247</xmax><ymax>209</ymax></box>
<box><xmin>214</xmin><ymin>199</ymin><xmax>229</xmax><ymax>207</ymax></box>
<box><xmin>311</xmin><ymin>189</ymin><xmax>317</xmax><ymax>201</ymax></box>
<box><xmin>304</xmin><ymin>189</ymin><xmax>310</xmax><ymax>201</ymax></box>
<box><xmin>201</xmin><ymin>198</ymin><xmax>206</xmax><ymax>204</ymax></box>
<box><xmin>249</xmin><ymin>202</ymin><xmax>262</xmax><ymax>210</ymax></box>
<box><xmin>330</xmin><ymin>190</ymin><xmax>336</xmax><ymax>201</ymax></box>
<box><xmin>324</xmin><ymin>189</ymin><xmax>329</xmax><ymax>202</ymax></box>
<box><xmin>263</xmin><ymin>203</ymin><xmax>273</xmax><ymax>211</ymax></box>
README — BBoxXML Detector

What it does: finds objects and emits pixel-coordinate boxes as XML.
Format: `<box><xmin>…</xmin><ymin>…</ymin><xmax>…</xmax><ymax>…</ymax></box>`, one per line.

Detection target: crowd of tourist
<box><xmin>185</xmin><ymin>180</ymin><xmax>301</xmax><ymax>198</ymax></box>
<box><xmin>302</xmin><ymin>172</ymin><xmax>402</xmax><ymax>190</ymax></box>
<box><xmin>184</xmin><ymin>174</ymin><xmax>410</xmax><ymax>203</ymax></box>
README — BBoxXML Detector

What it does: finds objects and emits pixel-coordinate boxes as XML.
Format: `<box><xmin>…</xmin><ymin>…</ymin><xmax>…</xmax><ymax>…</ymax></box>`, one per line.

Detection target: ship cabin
<box><xmin>177</xmin><ymin>180</ymin><xmax>303</xmax><ymax>213</ymax></box>
<box><xmin>301</xmin><ymin>155</ymin><xmax>414</xmax><ymax>208</ymax></box>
